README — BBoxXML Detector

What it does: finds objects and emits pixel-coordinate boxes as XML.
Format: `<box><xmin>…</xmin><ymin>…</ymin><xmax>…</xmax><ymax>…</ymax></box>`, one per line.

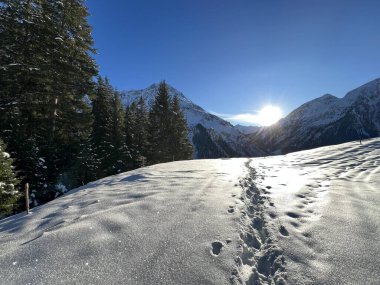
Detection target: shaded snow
<box><xmin>0</xmin><ymin>159</ymin><xmax>246</xmax><ymax>285</ymax></box>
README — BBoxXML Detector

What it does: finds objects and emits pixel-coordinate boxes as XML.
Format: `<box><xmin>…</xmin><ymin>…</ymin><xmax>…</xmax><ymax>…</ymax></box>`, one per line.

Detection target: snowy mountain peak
<box><xmin>120</xmin><ymin>83</ymin><xmax>264</xmax><ymax>158</ymax></box>
<box><xmin>318</xmin><ymin>93</ymin><xmax>338</xmax><ymax>101</ymax></box>
<box><xmin>343</xmin><ymin>77</ymin><xmax>380</xmax><ymax>103</ymax></box>
<box><xmin>252</xmin><ymin>77</ymin><xmax>380</xmax><ymax>154</ymax></box>
<box><xmin>121</xmin><ymin>82</ymin><xmax>194</xmax><ymax>108</ymax></box>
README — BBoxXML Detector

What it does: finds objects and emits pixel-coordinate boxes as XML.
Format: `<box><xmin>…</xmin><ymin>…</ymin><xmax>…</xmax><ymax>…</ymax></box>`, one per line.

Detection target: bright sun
<box><xmin>256</xmin><ymin>105</ymin><xmax>283</xmax><ymax>126</ymax></box>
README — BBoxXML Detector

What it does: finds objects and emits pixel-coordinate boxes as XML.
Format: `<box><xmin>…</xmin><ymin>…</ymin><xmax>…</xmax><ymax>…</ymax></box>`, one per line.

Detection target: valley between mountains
<box><xmin>122</xmin><ymin>77</ymin><xmax>380</xmax><ymax>159</ymax></box>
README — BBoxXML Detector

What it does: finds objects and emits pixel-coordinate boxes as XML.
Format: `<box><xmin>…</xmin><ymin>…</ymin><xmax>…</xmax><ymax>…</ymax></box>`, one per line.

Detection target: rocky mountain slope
<box><xmin>121</xmin><ymin>84</ymin><xmax>264</xmax><ymax>158</ymax></box>
<box><xmin>251</xmin><ymin>78</ymin><xmax>380</xmax><ymax>154</ymax></box>
<box><xmin>235</xmin><ymin>124</ymin><xmax>260</xmax><ymax>135</ymax></box>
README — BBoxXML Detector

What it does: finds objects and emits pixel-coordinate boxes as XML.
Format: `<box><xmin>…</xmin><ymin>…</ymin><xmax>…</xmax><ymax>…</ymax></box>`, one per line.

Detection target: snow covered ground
<box><xmin>0</xmin><ymin>159</ymin><xmax>247</xmax><ymax>285</ymax></box>
<box><xmin>251</xmin><ymin>138</ymin><xmax>380</xmax><ymax>284</ymax></box>
<box><xmin>0</xmin><ymin>138</ymin><xmax>379</xmax><ymax>284</ymax></box>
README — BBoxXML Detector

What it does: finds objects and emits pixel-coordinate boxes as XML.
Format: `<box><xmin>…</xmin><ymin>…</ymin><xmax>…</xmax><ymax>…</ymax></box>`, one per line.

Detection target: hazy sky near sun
<box><xmin>86</xmin><ymin>0</ymin><xmax>380</xmax><ymax>125</ymax></box>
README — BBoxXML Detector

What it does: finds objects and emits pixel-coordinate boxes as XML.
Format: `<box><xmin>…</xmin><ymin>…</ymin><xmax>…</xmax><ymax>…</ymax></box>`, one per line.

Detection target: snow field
<box><xmin>1</xmin><ymin>138</ymin><xmax>379</xmax><ymax>284</ymax></box>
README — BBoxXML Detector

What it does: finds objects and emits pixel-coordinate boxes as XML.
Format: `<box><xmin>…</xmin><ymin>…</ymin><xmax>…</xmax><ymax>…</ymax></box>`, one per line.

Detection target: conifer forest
<box><xmin>0</xmin><ymin>0</ymin><xmax>192</xmax><ymax>217</ymax></box>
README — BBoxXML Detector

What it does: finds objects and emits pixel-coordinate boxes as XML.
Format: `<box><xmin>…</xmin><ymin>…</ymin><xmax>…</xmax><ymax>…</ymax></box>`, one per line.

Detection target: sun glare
<box><xmin>257</xmin><ymin>105</ymin><xmax>283</xmax><ymax>126</ymax></box>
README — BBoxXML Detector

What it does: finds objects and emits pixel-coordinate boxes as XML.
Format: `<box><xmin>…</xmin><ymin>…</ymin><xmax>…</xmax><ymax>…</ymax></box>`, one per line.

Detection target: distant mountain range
<box><xmin>121</xmin><ymin>78</ymin><xmax>380</xmax><ymax>158</ymax></box>
<box><xmin>250</xmin><ymin>78</ymin><xmax>380</xmax><ymax>154</ymax></box>
<box><xmin>120</xmin><ymin>84</ymin><xmax>264</xmax><ymax>158</ymax></box>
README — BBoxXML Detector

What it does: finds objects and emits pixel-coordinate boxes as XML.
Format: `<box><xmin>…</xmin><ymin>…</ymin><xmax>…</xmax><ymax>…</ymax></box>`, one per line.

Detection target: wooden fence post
<box><xmin>25</xmin><ymin>183</ymin><xmax>30</xmax><ymax>214</ymax></box>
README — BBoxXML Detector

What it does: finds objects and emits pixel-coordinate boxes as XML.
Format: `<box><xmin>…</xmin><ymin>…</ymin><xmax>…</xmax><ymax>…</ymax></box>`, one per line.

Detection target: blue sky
<box><xmin>86</xmin><ymin>0</ymin><xmax>380</xmax><ymax>125</ymax></box>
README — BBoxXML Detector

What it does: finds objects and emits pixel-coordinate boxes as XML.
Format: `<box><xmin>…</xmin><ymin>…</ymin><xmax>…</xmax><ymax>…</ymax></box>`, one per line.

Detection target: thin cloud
<box><xmin>210</xmin><ymin>111</ymin><xmax>261</xmax><ymax>125</ymax></box>
<box><xmin>210</xmin><ymin>106</ymin><xmax>283</xmax><ymax>126</ymax></box>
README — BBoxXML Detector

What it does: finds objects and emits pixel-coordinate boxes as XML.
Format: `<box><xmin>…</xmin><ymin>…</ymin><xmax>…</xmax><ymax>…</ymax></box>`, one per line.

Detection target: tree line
<box><xmin>0</xmin><ymin>0</ymin><xmax>192</xmax><ymax>218</ymax></box>
<box><xmin>70</xmin><ymin>78</ymin><xmax>192</xmax><ymax>189</ymax></box>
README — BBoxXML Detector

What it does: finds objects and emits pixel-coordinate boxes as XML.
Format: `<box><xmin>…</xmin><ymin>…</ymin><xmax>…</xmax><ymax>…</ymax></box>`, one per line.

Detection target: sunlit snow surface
<box><xmin>251</xmin><ymin>138</ymin><xmax>380</xmax><ymax>284</ymax></box>
<box><xmin>1</xmin><ymin>139</ymin><xmax>380</xmax><ymax>284</ymax></box>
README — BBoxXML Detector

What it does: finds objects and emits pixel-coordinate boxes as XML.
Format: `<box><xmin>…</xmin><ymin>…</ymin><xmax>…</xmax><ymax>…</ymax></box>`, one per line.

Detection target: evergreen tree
<box><xmin>0</xmin><ymin>139</ymin><xmax>20</xmax><ymax>217</ymax></box>
<box><xmin>125</xmin><ymin>102</ymin><xmax>138</xmax><ymax>168</ymax></box>
<box><xmin>125</xmin><ymin>97</ymin><xmax>149</xmax><ymax>168</ymax></box>
<box><xmin>170</xmin><ymin>95</ymin><xmax>193</xmax><ymax>160</ymax></box>
<box><xmin>91</xmin><ymin>77</ymin><xmax>112</xmax><ymax>178</ymax></box>
<box><xmin>66</xmin><ymin>138</ymin><xmax>98</xmax><ymax>188</ymax></box>
<box><xmin>109</xmin><ymin>90</ymin><xmax>128</xmax><ymax>174</ymax></box>
<box><xmin>147</xmin><ymin>81</ymin><xmax>173</xmax><ymax>164</ymax></box>
<box><xmin>0</xmin><ymin>0</ymin><xmax>97</xmax><ymax>206</ymax></box>
<box><xmin>134</xmin><ymin>97</ymin><xmax>149</xmax><ymax>166</ymax></box>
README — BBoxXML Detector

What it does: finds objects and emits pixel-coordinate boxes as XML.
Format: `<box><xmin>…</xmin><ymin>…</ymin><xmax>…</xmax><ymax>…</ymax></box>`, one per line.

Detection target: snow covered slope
<box><xmin>252</xmin><ymin>78</ymin><xmax>380</xmax><ymax>154</ymax></box>
<box><xmin>0</xmin><ymin>159</ymin><xmax>248</xmax><ymax>285</ymax></box>
<box><xmin>1</xmin><ymin>139</ymin><xmax>379</xmax><ymax>284</ymax></box>
<box><xmin>251</xmin><ymin>138</ymin><xmax>380</xmax><ymax>284</ymax></box>
<box><xmin>121</xmin><ymin>84</ymin><xmax>264</xmax><ymax>158</ymax></box>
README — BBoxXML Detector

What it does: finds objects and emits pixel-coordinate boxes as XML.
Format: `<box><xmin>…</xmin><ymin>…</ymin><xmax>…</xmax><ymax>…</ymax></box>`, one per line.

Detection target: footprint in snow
<box><xmin>286</xmin><ymin>212</ymin><xmax>301</xmax><ymax>219</ymax></box>
<box><xmin>302</xmin><ymin>232</ymin><xmax>312</xmax><ymax>238</ymax></box>
<box><xmin>279</xmin><ymin>225</ymin><xmax>289</xmax><ymax>236</ymax></box>
<box><xmin>211</xmin><ymin>241</ymin><xmax>223</xmax><ymax>256</ymax></box>
<box><xmin>269</xmin><ymin>212</ymin><xmax>277</xmax><ymax>219</ymax></box>
<box><xmin>290</xmin><ymin>221</ymin><xmax>301</xmax><ymax>228</ymax></box>
<box><xmin>87</xmin><ymin>199</ymin><xmax>100</xmax><ymax>206</ymax></box>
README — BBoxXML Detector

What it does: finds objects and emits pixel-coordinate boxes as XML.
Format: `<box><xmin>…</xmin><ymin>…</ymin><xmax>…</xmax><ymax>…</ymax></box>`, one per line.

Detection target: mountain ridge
<box><xmin>120</xmin><ymin>77</ymin><xmax>380</xmax><ymax>157</ymax></box>
<box><xmin>120</xmin><ymin>83</ymin><xmax>265</xmax><ymax>158</ymax></box>
<box><xmin>251</xmin><ymin>77</ymin><xmax>380</xmax><ymax>154</ymax></box>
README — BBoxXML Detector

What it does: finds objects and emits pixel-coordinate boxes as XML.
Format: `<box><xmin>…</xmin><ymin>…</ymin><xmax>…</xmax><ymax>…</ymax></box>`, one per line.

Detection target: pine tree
<box><xmin>22</xmin><ymin>137</ymin><xmax>50</xmax><ymax>206</ymax></box>
<box><xmin>0</xmin><ymin>139</ymin><xmax>20</xmax><ymax>217</ymax></box>
<box><xmin>0</xmin><ymin>0</ymin><xmax>97</xmax><ymax>206</ymax></box>
<box><xmin>67</xmin><ymin>138</ymin><xmax>98</xmax><ymax>188</ymax></box>
<box><xmin>170</xmin><ymin>95</ymin><xmax>193</xmax><ymax>160</ymax></box>
<box><xmin>125</xmin><ymin>102</ymin><xmax>138</xmax><ymax>169</ymax></box>
<box><xmin>109</xmin><ymin>90</ymin><xmax>128</xmax><ymax>174</ymax></box>
<box><xmin>91</xmin><ymin>77</ymin><xmax>112</xmax><ymax>178</ymax></box>
<box><xmin>134</xmin><ymin>97</ymin><xmax>149</xmax><ymax>166</ymax></box>
<box><xmin>147</xmin><ymin>81</ymin><xmax>173</xmax><ymax>164</ymax></box>
<box><xmin>125</xmin><ymin>98</ymin><xmax>149</xmax><ymax>169</ymax></box>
